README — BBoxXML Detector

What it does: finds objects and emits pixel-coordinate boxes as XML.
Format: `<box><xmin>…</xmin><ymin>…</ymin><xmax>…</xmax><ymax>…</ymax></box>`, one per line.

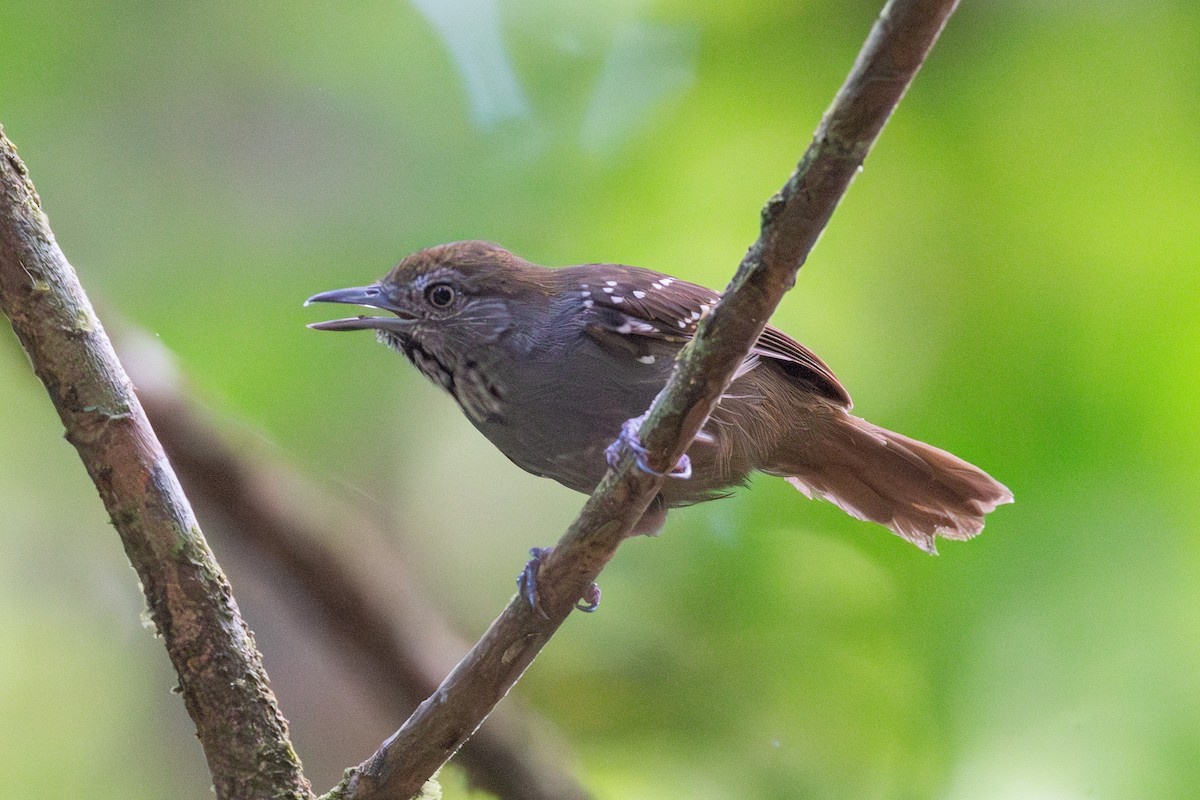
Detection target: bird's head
<box><xmin>306</xmin><ymin>240</ymin><xmax>552</xmax><ymax>354</ymax></box>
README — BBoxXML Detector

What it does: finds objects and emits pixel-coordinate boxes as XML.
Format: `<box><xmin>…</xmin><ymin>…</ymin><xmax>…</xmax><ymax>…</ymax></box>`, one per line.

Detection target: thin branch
<box><xmin>0</xmin><ymin>127</ymin><xmax>312</xmax><ymax>800</ymax></box>
<box><xmin>122</xmin><ymin>330</ymin><xmax>594</xmax><ymax>800</ymax></box>
<box><xmin>332</xmin><ymin>0</ymin><xmax>962</xmax><ymax>797</ymax></box>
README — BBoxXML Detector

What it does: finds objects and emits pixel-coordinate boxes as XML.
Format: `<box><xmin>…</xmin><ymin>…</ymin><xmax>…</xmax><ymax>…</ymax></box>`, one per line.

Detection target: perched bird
<box><xmin>307</xmin><ymin>240</ymin><xmax>1011</xmax><ymax>554</ymax></box>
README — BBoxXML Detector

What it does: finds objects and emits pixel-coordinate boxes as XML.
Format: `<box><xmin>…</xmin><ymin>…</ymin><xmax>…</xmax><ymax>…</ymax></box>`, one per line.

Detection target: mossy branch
<box><xmin>0</xmin><ymin>127</ymin><xmax>312</xmax><ymax>800</ymax></box>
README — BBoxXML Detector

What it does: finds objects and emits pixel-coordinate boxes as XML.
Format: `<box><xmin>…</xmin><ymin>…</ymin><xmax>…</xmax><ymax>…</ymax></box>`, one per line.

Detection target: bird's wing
<box><xmin>573</xmin><ymin>264</ymin><xmax>852</xmax><ymax>408</ymax></box>
<box><xmin>752</xmin><ymin>325</ymin><xmax>852</xmax><ymax>408</ymax></box>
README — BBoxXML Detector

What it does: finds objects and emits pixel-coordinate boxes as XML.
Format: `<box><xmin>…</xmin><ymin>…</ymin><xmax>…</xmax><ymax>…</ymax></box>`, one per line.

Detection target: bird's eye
<box><xmin>425</xmin><ymin>283</ymin><xmax>456</xmax><ymax>308</ymax></box>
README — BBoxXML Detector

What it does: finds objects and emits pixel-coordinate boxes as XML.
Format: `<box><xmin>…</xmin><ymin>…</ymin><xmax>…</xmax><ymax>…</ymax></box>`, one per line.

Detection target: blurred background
<box><xmin>2</xmin><ymin>0</ymin><xmax>1198</xmax><ymax>798</ymax></box>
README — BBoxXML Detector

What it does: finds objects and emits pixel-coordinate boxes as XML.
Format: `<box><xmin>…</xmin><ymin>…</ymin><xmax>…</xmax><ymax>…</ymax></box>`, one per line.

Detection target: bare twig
<box><xmin>0</xmin><ymin>127</ymin><xmax>312</xmax><ymax>800</ymax></box>
<box><xmin>332</xmin><ymin>0</ymin><xmax>962</xmax><ymax>797</ymax></box>
<box><xmin>122</xmin><ymin>331</ymin><xmax>594</xmax><ymax>800</ymax></box>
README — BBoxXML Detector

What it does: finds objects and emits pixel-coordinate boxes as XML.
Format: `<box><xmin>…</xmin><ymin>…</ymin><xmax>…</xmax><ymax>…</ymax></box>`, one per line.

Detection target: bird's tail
<box><xmin>766</xmin><ymin>411</ymin><xmax>1013</xmax><ymax>553</ymax></box>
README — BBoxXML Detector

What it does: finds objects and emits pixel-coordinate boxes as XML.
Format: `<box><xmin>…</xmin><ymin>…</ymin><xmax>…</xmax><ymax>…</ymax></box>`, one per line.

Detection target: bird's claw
<box><xmin>517</xmin><ymin>547</ymin><xmax>551</xmax><ymax>617</ymax></box>
<box><xmin>576</xmin><ymin>581</ymin><xmax>602</xmax><ymax>613</ymax></box>
<box><xmin>605</xmin><ymin>417</ymin><xmax>692</xmax><ymax>479</ymax></box>
<box><xmin>517</xmin><ymin>546</ymin><xmax>602</xmax><ymax>617</ymax></box>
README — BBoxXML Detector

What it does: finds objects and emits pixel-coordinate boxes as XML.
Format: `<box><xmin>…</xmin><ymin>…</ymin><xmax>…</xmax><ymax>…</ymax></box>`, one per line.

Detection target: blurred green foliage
<box><xmin>2</xmin><ymin>1</ymin><xmax>1198</xmax><ymax>798</ymax></box>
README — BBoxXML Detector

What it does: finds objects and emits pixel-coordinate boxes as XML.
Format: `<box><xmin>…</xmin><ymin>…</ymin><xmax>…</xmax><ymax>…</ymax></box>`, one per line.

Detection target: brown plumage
<box><xmin>307</xmin><ymin>240</ymin><xmax>1012</xmax><ymax>552</ymax></box>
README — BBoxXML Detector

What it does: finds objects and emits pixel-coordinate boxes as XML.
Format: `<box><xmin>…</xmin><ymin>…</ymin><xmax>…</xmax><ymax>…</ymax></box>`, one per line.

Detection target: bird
<box><xmin>306</xmin><ymin>240</ymin><xmax>1012</xmax><ymax>556</ymax></box>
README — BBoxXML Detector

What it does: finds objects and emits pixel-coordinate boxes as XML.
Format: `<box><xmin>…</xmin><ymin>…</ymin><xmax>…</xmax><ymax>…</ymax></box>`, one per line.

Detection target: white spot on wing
<box><xmin>632</xmin><ymin>290</ymin><xmax>646</xmax><ymax>299</ymax></box>
<box><xmin>621</xmin><ymin>318</ymin><xmax>657</xmax><ymax>334</ymax></box>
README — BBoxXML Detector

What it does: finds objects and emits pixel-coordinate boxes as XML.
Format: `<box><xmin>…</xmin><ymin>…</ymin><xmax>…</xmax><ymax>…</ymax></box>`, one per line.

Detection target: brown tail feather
<box><xmin>771</xmin><ymin>412</ymin><xmax>1012</xmax><ymax>553</ymax></box>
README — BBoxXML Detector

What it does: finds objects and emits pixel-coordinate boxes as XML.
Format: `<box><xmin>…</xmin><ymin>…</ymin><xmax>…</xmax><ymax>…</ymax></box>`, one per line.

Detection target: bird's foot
<box><xmin>517</xmin><ymin>547</ymin><xmax>602</xmax><ymax>618</ymax></box>
<box><xmin>605</xmin><ymin>416</ymin><xmax>692</xmax><ymax>479</ymax></box>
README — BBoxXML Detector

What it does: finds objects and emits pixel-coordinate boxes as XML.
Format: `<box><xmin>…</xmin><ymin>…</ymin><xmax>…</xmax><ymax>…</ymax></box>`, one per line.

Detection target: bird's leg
<box><xmin>518</xmin><ymin>421</ymin><xmax>680</xmax><ymax>617</ymax></box>
<box><xmin>517</xmin><ymin>547</ymin><xmax>602</xmax><ymax>618</ymax></box>
<box><xmin>605</xmin><ymin>415</ymin><xmax>692</xmax><ymax>479</ymax></box>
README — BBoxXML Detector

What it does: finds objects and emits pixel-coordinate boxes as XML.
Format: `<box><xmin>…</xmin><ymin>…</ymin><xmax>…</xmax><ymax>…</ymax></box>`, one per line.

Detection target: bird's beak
<box><xmin>304</xmin><ymin>284</ymin><xmax>416</xmax><ymax>332</ymax></box>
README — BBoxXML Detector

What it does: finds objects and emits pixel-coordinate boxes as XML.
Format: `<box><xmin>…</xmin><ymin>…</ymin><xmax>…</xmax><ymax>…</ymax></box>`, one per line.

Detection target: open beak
<box><xmin>304</xmin><ymin>285</ymin><xmax>415</xmax><ymax>332</ymax></box>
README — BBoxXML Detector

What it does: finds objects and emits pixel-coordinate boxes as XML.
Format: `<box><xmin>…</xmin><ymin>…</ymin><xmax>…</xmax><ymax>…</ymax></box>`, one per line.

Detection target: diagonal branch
<box><xmin>0</xmin><ymin>127</ymin><xmax>312</xmax><ymax>800</ymax></box>
<box><xmin>330</xmin><ymin>0</ymin><xmax>962</xmax><ymax>797</ymax></box>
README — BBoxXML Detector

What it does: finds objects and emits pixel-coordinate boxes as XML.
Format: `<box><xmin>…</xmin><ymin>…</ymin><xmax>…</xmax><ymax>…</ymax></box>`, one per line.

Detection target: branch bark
<box><xmin>332</xmin><ymin>0</ymin><xmax>961</xmax><ymax>797</ymax></box>
<box><xmin>0</xmin><ymin>127</ymin><xmax>312</xmax><ymax>800</ymax></box>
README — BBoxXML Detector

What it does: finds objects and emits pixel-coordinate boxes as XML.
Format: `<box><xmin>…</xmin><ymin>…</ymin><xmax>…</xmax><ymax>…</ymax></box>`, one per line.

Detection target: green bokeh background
<box><xmin>2</xmin><ymin>1</ymin><xmax>1198</xmax><ymax>798</ymax></box>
